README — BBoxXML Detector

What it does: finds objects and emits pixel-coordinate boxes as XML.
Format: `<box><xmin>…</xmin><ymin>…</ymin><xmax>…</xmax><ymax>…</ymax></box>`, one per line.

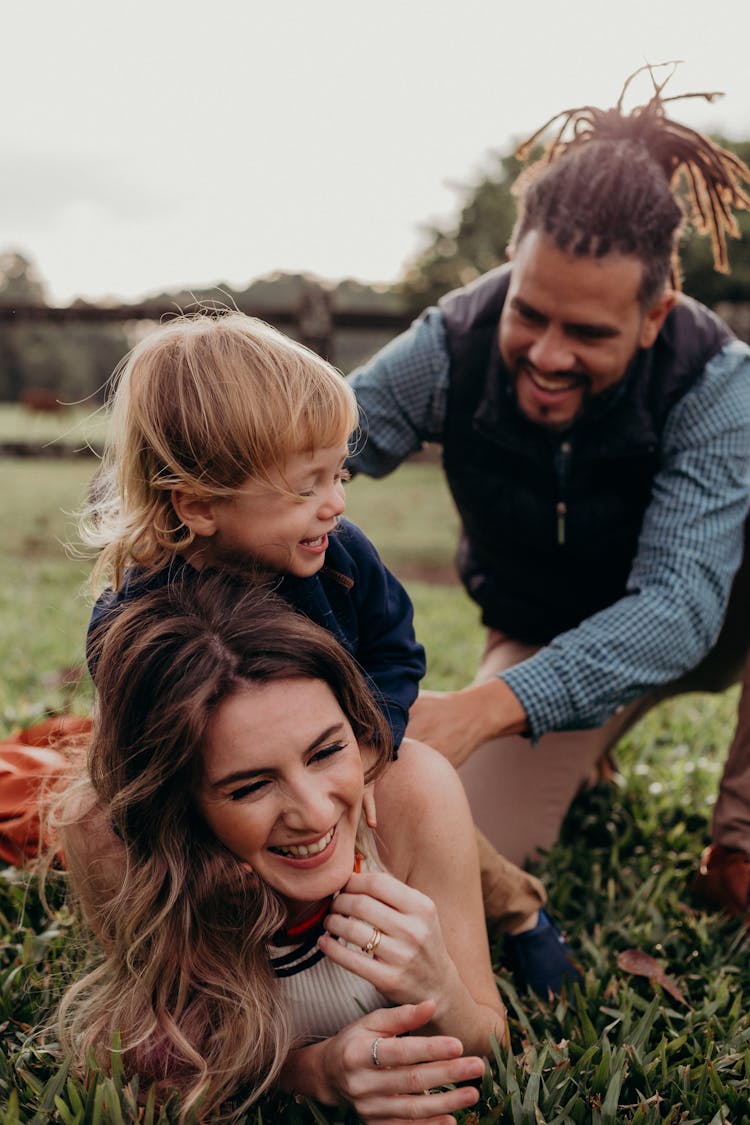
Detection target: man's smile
<box><xmin>525</xmin><ymin>368</ymin><xmax>589</xmax><ymax>395</ymax></box>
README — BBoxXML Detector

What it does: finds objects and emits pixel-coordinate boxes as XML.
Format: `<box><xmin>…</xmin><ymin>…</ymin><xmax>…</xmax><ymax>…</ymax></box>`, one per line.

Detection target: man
<box><xmin>347</xmin><ymin>81</ymin><xmax>750</xmax><ymax>921</ymax></box>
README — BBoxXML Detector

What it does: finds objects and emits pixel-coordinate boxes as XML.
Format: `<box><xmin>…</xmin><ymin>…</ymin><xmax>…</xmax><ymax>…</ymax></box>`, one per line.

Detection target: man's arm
<box><xmin>409</xmin><ymin>342</ymin><xmax>750</xmax><ymax>760</ymax></box>
<box><xmin>407</xmin><ymin>678</ymin><xmax>528</xmax><ymax>766</ymax></box>
<box><xmin>347</xmin><ymin>307</ymin><xmax>450</xmax><ymax>476</ymax></box>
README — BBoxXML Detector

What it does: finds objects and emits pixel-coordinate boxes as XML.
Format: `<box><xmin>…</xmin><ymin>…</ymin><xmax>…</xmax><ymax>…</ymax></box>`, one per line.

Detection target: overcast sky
<box><xmin>3</xmin><ymin>0</ymin><xmax>749</xmax><ymax>305</ymax></box>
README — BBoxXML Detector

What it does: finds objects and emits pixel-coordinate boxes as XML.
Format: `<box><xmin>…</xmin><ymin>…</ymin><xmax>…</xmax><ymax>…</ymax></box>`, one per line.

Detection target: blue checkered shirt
<box><xmin>348</xmin><ymin>307</ymin><xmax>750</xmax><ymax>741</ymax></box>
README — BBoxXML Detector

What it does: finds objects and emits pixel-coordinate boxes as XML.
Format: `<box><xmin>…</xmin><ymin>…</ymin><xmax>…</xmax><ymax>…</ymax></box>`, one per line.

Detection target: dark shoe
<box><xmin>692</xmin><ymin>844</ymin><xmax>750</xmax><ymax>920</ymax></box>
<box><xmin>504</xmin><ymin>909</ymin><xmax>582</xmax><ymax>999</ymax></box>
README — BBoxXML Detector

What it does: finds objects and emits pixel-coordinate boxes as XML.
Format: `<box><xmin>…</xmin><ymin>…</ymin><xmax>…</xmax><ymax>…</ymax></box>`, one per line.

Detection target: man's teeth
<box><xmin>531</xmin><ymin>372</ymin><xmax>579</xmax><ymax>392</ymax></box>
<box><xmin>303</xmin><ymin>535</ymin><xmax>324</xmax><ymax>546</ymax></box>
<box><xmin>274</xmin><ymin>827</ymin><xmax>334</xmax><ymax>858</ymax></box>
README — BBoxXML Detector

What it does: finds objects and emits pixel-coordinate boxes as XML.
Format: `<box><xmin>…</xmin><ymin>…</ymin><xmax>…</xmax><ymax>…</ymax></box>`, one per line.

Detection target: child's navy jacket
<box><xmin>87</xmin><ymin>518</ymin><xmax>426</xmax><ymax>751</ymax></box>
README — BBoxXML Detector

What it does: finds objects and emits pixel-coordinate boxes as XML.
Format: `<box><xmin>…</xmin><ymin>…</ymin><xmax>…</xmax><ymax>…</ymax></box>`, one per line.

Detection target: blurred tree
<box><xmin>397</xmin><ymin>149</ymin><xmax>525</xmax><ymax>314</ymax></box>
<box><xmin>0</xmin><ymin>251</ymin><xmax>129</xmax><ymax>404</ymax></box>
<box><xmin>679</xmin><ymin>139</ymin><xmax>750</xmax><ymax>305</ymax></box>
<box><xmin>397</xmin><ymin>139</ymin><xmax>750</xmax><ymax>317</ymax></box>
<box><xmin>0</xmin><ymin>250</ymin><xmax>49</xmax><ymax>303</ymax></box>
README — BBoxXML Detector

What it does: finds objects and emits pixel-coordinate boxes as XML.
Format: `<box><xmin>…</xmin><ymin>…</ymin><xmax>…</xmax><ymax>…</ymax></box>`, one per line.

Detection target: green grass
<box><xmin>0</xmin><ymin>459</ymin><xmax>96</xmax><ymax>732</ymax></box>
<box><xmin>344</xmin><ymin>460</ymin><xmax>462</xmax><ymax>576</ymax></box>
<box><xmin>0</xmin><ymin>404</ymin><xmax>108</xmax><ymax>452</ymax></box>
<box><xmin>2</xmin><ymin>457</ymin><xmax>749</xmax><ymax>1123</ymax></box>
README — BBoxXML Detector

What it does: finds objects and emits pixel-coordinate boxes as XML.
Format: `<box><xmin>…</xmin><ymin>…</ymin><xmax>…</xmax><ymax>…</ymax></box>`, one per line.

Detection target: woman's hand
<box><xmin>319</xmin><ymin>871</ymin><xmax>463</xmax><ymax>1020</ymax></box>
<box><xmin>292</xmin><ymin>1000</ymin><xmax>484</xmax><ymax>1125</ymax></box>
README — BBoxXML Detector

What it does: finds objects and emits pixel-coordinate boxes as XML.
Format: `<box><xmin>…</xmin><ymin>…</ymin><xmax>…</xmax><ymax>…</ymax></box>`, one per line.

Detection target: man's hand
<box><xmin>406</xmin><ymin>679</ymin><xmax>527</xmax><ymax>767</ymax></box>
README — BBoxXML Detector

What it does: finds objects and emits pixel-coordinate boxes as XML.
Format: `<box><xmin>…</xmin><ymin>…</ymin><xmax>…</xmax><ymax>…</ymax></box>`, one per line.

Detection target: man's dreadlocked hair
<box><xmin>510</xmin><ymin>62</ymin><xmax>750</xmax><ymax>307</ymax></box>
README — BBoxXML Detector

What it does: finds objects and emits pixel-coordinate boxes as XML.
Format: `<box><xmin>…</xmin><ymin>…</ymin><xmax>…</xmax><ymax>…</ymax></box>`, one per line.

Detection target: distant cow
<box><xmin>20</xmin><ymin>389</ymin><xmax>62</xmax><ymax>412</ymax></box>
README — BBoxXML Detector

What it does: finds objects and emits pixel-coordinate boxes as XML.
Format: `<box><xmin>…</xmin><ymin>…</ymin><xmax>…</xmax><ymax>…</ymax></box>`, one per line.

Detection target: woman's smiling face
<box><xmin>196</xmin><ymin>677</ymin><xmax>365</xmax><ymax>912</ymax></box>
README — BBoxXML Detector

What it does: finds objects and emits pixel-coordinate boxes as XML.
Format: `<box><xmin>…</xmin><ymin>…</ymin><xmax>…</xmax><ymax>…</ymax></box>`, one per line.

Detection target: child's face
<box><xmin>207</xmin><ymin>444</ymin><xmax>349</xmax><ymax>578</ymax></box>
<box><xmin>197</xmin><ymin>676</ymin><xmax>365</xmax><ymax>912</ymax></box>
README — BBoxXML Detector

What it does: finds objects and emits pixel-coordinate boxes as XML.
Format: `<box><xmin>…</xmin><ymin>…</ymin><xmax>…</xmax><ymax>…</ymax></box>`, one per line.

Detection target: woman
<box><xmin>57</xmin><ymin>571</ymin><xmax>505</xmax><ymax>1122</ymax></box>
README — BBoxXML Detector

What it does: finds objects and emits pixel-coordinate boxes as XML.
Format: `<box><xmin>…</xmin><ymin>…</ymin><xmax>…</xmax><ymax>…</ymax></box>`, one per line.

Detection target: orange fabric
<box><xmin>0</xmin><ymin>716</ymin><xmax>92</xmax><ymax>865</ymax></box>
<box><xmin>5</xmin><ymin>715</ymin><xmax>92</xmax><ymax>749</ymax></box>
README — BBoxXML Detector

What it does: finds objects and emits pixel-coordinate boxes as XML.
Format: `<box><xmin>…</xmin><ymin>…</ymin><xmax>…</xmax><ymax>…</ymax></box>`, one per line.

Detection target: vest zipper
<box><xmin>556</xmin><ymin>501</ymin><xmax>567</xmax><ymax>546</ymax></box>
<box><xmin>554</xmin><ymin>440</ymin><xmax>572</xmax><ymax>547</ymax></box>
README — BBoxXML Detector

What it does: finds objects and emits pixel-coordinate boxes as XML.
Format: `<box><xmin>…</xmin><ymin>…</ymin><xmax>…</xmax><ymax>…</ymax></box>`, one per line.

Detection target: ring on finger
<box><xmin>362</xmin><ymin>926</ymin><xmax>382</xmax><ymax>955</ymax></box>
<box><xmin>371</xmin><ymin>1036</ymin><xmax>384</xmax><ymax>1067</ymax></box>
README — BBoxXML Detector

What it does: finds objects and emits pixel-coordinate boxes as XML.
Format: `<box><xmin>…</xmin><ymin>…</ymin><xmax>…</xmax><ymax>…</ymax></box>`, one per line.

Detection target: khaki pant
<box><xmin>463</xmin><ymin>526</ymin><xmax>750</xmax><ymax>872</ymax></box>
<box><xmin>474</xmin><ymin>826</ymin><xmax>547</xmax><ymax>927</ymax></box>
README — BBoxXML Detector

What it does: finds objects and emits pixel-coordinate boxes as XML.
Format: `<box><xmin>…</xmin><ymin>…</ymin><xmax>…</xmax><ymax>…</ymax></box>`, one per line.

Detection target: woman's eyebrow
<box><xmin>209</xmin><ymin>722</ymin><xmax>347</xmax><ymax>789</ymax></box>
<box><xmin>210</xmin><ymin>765</ymin><xmax>266</xmax><ymax>789</ymax></box>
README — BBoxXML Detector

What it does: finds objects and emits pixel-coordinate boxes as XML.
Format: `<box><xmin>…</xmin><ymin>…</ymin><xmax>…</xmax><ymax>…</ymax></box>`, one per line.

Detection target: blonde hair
<box><xmin>83</xmin><ymin>313</ymin><xmax>358</xmax><ymax>590</ymax></box>
<box><xmin>56</xmin><ymin>572</ymin><xmax>392</xmax><ymax>1120</ymax></box>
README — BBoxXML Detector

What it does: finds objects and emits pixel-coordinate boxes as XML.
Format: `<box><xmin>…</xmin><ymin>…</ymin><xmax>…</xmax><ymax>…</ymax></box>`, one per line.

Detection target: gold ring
<box><xmin>362</xmin><ymin>927</ymin><xmax>382</xmax><ymax>955</ymax></box>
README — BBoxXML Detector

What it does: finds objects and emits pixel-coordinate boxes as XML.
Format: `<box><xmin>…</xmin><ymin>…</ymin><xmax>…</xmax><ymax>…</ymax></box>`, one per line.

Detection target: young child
<box><xmin>84</xmin><ymin>312</ymin><xmax>423</xmax><ymax>753</ymax></box>
<box><xmin>82</xmin><ymin>311</ymin><xmax>577</xmax><ymax>994</ymax></box>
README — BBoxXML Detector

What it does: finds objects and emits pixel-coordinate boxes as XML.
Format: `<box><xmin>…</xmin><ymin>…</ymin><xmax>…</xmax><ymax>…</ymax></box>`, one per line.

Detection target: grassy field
<box><xmin>2</xmin><ymin>456</ymin><xmax>749</xmax><ymax>1123</ymax></box>
<box><xmin>0</xmin><ymin>459</ymin><xmax>96</xmax><ymax>731</ymax></box>
<box><xmin>0</xmin><ymin>457</ymin><xmax>475</xmax><ymax>732</ymax></box>
<box><xmin>0</xmin><ymin>404</ymin><xmax>108</xmax><ymax>451</ymax></box>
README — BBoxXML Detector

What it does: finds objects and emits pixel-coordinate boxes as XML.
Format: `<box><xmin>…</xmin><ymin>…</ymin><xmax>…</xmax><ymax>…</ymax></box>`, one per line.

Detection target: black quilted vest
<box><xmin>439</xmin><ymin>265</ymin><xmax>734</xmax><ymax>643</ymax></box>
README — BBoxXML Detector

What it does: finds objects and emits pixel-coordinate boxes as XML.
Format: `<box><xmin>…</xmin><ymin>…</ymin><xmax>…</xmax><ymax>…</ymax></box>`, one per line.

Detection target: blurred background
<box><xmin>1</xmin><ymin>0</ymin><xmax>749</xmax><ymax>412</ymax></box>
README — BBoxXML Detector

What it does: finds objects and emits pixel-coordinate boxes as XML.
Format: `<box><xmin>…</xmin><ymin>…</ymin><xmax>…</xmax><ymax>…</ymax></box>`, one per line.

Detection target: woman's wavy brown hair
<box><xmin>56</xmin><ymin>571</ymin><xmax>392</xmax><ymax>1119</ymax></box>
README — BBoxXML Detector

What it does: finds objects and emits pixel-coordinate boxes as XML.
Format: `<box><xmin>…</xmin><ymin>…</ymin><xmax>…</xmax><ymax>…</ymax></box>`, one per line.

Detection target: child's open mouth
<box><xmin>299</xmin><ymin>534</ymin><xmax>328</xmax><ymax>552</ymax></box>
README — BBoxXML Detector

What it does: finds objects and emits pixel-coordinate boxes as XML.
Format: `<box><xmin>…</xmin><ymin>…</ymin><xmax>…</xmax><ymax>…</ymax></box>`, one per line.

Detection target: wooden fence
<box><xmin>0</xmin><ymin>295</ymin><xmax>412</xmax><ymax>365</ymax></box>
<box><xmin>0</xmin><ymin>294</ymin><xmax>415</xmax><ymax>457</ymax></box>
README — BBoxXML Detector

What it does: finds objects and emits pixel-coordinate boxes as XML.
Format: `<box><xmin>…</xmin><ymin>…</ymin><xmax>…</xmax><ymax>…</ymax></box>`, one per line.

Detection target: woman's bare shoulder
<box><xmin>373</xmin><ymin>738</ymin><xmax>473</xmax><ymax>878</ymax></box>
<box><xmin>379</xmin><ymin>737</ymin><xmax>466</xmax><ymax>809</ymax></box>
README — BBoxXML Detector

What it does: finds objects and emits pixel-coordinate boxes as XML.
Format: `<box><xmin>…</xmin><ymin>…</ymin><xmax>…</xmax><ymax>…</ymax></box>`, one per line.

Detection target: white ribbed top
<box><xmin>271</xmin><ymin>933</ymin><xmax>389</xmax><ymax>1042</ymax></box>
